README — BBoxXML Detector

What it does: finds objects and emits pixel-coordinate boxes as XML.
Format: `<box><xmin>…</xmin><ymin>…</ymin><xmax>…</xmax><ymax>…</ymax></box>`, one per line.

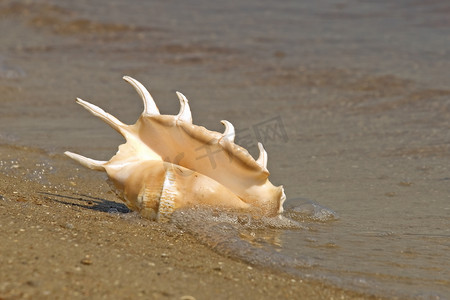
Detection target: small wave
<box><xmin>174</xmin><ymin>206</ymin><xmax>305</xmax><ymax>230</ymax></box>
<box><xmin>171</xmin><ymin>208</ymin><xmax>317</xmax><ymax>270</ymax></box>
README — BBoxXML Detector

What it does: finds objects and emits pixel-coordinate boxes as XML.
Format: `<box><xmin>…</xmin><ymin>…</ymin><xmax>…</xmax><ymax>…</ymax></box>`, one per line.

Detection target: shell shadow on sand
<box><xmin>39</xmin><ymin>191</ymin><xmax>130</xmax><ymax>214</ymax></box>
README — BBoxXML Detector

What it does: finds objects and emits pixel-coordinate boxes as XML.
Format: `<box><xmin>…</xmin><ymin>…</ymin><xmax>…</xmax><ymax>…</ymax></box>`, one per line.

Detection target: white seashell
<box><xmin>65</xmin><ymin>76</ymin><xmax>286</xmax><ymax>221</ymax></box>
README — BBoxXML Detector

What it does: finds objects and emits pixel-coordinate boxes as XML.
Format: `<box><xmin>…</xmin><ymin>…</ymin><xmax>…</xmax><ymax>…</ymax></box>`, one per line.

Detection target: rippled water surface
<box><xmin>1</xmin><ymin>0</ymin><xmax>449</xmax><ymax>298</ymax></box>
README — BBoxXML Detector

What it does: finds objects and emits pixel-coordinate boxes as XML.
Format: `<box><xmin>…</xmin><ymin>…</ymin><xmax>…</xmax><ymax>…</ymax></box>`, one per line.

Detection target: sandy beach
<box><xmin>0</xmin><ymin>144</ymin><xmax>379</xmax><ymax>299</ymax></box>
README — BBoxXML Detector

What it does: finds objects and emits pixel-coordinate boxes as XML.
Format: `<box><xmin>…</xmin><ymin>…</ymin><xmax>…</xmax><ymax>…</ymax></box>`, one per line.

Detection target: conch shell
<box><xmin>65</xmin><ymin>76</ymin><xmax>286</xmax><ymax>221</ymax></box>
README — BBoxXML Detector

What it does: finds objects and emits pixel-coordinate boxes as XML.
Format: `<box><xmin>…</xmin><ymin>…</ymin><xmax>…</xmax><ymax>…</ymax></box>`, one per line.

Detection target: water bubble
<box><xmin>283</xmin><ymin>198</ymin><xmax>338</xmax><ymax>222</ymax></box>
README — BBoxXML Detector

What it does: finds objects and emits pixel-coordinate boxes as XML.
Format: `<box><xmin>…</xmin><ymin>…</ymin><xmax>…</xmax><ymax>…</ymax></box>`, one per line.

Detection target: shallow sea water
<box><xmin>0</xmin><ymin>0</ymin><xmax>449</xmax><ymax>298</ymax></box>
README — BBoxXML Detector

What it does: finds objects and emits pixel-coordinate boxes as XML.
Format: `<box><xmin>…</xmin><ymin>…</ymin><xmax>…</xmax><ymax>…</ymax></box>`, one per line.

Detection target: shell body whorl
<box><xmin>65</xmin><ymin>76</ymin><xmax>286</xmax><ymax>221</ymax></box>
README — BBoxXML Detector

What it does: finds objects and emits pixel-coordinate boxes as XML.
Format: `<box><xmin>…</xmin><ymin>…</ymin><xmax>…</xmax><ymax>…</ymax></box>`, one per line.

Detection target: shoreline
<box><xmin>0</xmin><ymin>143</ymin><xmax>383</xmax><ymax>299</ymax></box>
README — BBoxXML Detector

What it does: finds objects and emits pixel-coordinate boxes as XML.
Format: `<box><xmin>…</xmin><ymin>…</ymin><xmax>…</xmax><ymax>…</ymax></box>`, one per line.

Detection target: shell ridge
<box><xmin>178</xmin><ymin>121</ymin><xmax>269</xmax><ymax>176</ymax></box>
<box><xmin>142</xmin><ymin>114</ymin><xmax>267</xmax><ymax>175</ymax></box>
<box><xmin>217</xmin><ymin>139</ymin><xmax>270</xmax><ymax>179</ymax></box>
<box><xmin>157</xmin><ymin>165</ymin><xmax>177</xmax><ymax>222</ymax></box>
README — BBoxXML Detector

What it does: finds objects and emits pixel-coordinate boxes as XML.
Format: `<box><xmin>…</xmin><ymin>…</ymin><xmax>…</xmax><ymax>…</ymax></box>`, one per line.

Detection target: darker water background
<box><xmin>0</xmin><ymin>0</ymin><xmax>449</xmax><ymax>298</ymax></box>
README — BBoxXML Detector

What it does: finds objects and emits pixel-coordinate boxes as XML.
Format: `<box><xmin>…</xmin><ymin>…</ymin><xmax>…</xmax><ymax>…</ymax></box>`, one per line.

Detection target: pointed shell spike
<box><xmin>75</xmin><ymin>98</ymin><xmax>126</xmax><ymax>135</ymax></box>
<box><xmin>256</xmin><ymin>142</ymin><xmax>268</xmax><ymax>171</ymax></box>
<box><xmin>176</xmin><ymin>91</ymin><xmax>193</xmax><ymax>123</ymax></box>
<box><xmin>220</xmin><ymin>120</ymin><xmax>235</xmax><ymax>143</ymax></box>
<box><xmin>64</xmin><ymin>151</ymin><xmax>106</xmax><ymax>171</ymax></box>
<box><xmin>123</xmin><ymin>76</ymin><xmax>160</xmax><ymax>116</ymax></box>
